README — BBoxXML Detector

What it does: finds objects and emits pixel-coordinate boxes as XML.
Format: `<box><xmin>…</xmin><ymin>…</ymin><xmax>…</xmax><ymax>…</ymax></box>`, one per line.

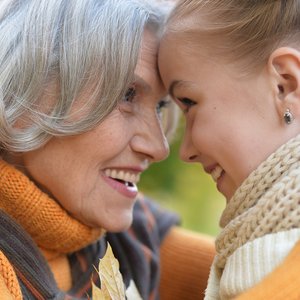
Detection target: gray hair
<box><xmin>0</xmin><ymin>0</ymin><xmax>169</xmax><ymax>152</ymax></box>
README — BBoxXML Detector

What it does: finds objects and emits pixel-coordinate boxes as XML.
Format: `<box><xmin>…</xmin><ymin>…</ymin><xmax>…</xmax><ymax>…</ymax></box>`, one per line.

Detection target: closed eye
<box><xmin>119</xmin><ymin>85</ymin><xmax>138</xmax><ymax>113</ymax></box>
<box><xmin>177</xmin><ymin>97</ymin><xmax>196</xmax><ymax>113</ymax></box>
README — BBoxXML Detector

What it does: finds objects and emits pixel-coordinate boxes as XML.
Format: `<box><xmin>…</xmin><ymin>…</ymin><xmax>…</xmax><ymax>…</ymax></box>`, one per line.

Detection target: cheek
<box><xmin>31</xmin><ymin>152</ymin><xmax>97</xmax><ymax>220</ymax></box>
<box><xmin>22</xmin><ymin>147</ymin><xmax>62</xmax><ymax>185</ymax></box>
<box><xmin>220</xmin><ymin>132</ymin><xmax>264</xmax><ymax>189</ymax></box>
<box><xmin>189</xmin><ymin>111</ymin><xmax>221</xmax><ymax>150</ymax></box>
<box><xmin>22</xmin><ymin>140</ymin><xmax>84</xmax><ymax>203</ymax></box>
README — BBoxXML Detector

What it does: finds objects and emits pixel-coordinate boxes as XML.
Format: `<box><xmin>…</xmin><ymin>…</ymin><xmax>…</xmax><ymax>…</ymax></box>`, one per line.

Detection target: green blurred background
<box><xmin>139</xmin><ymin>121</ymin><xmax>225</xmax><ymax>237</ymax></box>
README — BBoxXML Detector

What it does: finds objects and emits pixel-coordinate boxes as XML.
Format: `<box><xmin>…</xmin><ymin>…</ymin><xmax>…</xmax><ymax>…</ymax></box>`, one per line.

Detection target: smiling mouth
<box><xmin>210</xmin><ymin>165</ymin><xmax>224</xmax><ymax>183</ymax></box>
<box><xmin>104</xmin><ymin>169</ymin><xmax>140</xmax><ymax>187</ymax></box>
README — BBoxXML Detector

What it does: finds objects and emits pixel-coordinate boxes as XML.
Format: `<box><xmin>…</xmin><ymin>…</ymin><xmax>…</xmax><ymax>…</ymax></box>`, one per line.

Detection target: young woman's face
<box><xmin>159</xmin><ymin>36</ymin><xmax>288</xmax><ymax>201</ymax></box>
<box><xmin>17</xmin><ymin>31</ymin><xmax>169</xmax><ymax>231</ymax></box>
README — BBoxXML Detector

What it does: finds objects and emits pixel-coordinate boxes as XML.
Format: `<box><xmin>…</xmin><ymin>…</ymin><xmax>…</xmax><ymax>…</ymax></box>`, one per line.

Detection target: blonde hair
<box><xmin>166</xmin><ymin>0</ymin><xmax>300</xmax><ymax>72</ymax></box>
<box><xmin>0</xmin><ymin>0</ymin><xmax>170</xmax><ymax>152</ymax></box>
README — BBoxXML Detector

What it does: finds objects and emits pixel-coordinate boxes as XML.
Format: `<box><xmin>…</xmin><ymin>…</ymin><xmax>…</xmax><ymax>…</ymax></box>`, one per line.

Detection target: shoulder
<box><xmin>159</xmin><ymin>227</ymin><xmax>215</xmax><ymax>300</ymax></box>
<box><xmin>0</xmin><ymin>250</ymin><xmax>22</xmax><ymax>300</ymax></box>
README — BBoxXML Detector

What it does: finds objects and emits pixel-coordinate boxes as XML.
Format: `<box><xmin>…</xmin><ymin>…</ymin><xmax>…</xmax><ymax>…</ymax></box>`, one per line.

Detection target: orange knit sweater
<box><xmin>0</xmin><ymin>160</ymin><xmax>215</xmax><ymax>299</ymax></box>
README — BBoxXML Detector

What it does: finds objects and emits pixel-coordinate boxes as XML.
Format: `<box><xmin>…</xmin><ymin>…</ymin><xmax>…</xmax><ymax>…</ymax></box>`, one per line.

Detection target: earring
<box><xmin>283</xmin><ymin>108</ymin><xmax>293</xmax><ymax>124</ymax></box>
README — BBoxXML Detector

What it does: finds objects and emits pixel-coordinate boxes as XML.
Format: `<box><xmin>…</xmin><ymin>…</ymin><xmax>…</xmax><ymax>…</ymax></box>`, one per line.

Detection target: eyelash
<box><xmin>156</xmin><ymin>99</ymin><xmax>170</xmax><ymax>114</ymax></box>
<box><xmin>123</xmin><ymin>86</ymin><xmax>136</xmax><ymax>103</ymax></box>
<box><xmin>177</xmin><ymin>97</ymin><xmax>196</xmax><ymax>113</ymax></box>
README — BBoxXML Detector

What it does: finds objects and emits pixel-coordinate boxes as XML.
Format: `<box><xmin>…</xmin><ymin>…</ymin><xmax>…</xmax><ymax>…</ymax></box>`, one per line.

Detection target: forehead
<box><xmin>135</xmin><ymin>30</ymin><xmax>166</xmax><ymax>97</ymax></box>
<box><xmin>159</xmin><ymin>29</ymin><xmax>237</xmax><ymax>70</ymax></box>
<box><xmin>159</xmin><ymin>34</ymin><xmax>238</xmax><ymax>95</ymax></box>
<box><xmin>160</xmin><ymin>29</ymin><xmax>213</xmax><ymax>61</ymax></box>
<box><xmin>159</xmin><ymin>34</ymin><xmax>206</xmax><ymax>77</ymax></box>
<box><xmin>135</xmin><ymin>30</ymin><xmax>159</xmax><ymax>74</ymax></box>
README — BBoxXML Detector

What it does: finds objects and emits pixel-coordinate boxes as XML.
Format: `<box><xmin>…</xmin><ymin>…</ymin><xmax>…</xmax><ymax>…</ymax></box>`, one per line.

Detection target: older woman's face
<box><xmin>17</xmin><ymin>31</ymin><xmax>169</xmax><ymax>231</ymax></box>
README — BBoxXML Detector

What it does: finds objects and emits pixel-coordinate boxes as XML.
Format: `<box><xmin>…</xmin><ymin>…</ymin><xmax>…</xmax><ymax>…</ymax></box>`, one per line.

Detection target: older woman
<box><xmin>0</xmin><ymin>0</ymin><xmax>214</xmax><ymax>299</ymax></box>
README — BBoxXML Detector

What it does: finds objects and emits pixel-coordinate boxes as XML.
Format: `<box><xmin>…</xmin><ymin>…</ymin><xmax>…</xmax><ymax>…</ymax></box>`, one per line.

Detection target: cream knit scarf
<box><xmin>205</xmin><ymin>134</ymin><xmax>300</xmax><ymax>300</ymax></box>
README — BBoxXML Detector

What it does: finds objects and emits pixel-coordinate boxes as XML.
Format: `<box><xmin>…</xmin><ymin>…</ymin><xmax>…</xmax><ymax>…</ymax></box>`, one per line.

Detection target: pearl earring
<box><xmin>283</xmin><ymin>108</ymin><xmax>293</xmax><ymax>124</ymax></box>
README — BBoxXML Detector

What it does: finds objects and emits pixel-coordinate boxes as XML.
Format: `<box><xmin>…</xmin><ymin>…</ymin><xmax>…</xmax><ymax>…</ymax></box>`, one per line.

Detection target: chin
<box><xmin>105</xmin><ymin>215</ymin><xmax>133</xmax><ymax>232</ymax></box>
<box><xmin>99</xmin><ymin>207</ymin><xmax>134</xmax><ymax>232</ymax></box>
<box><xmin>74</xmin><ymin>204</ymin><xmax>135</xmax><ymax>231</ymax></box>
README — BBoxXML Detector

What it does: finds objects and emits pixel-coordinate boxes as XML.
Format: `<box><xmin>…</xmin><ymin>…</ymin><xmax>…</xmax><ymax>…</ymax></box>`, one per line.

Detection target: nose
<box><xmin>131</xmin><ymin>115</ymin><xmax>170</xmax><ymax>162</ymax></box>
<box><xmin>179</xmin><ymin>124</ymin><xmax>198</xmax><ymax>162</ymax></box>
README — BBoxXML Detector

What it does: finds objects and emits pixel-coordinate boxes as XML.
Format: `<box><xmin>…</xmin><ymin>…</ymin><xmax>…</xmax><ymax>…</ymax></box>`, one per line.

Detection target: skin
<box><xmin>159</xmin><ymin>34</ymin><xmax>300</xmax><ymax>201</ymax></box>
<box><xmin>11</xmin><ymin>30</ymin><xmax>169</xmax><ymax>231</ymax></box>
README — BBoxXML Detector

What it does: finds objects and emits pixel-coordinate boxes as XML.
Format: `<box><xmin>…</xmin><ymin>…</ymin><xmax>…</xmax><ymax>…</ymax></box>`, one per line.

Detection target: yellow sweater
<box><xmin>0</xmin><ymin>160</ymin><xmax>215</xmax><ymax>299</ymax></box>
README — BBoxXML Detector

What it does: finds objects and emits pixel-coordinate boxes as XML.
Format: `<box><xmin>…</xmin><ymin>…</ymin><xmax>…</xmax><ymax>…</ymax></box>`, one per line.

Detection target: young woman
<box><xmin>0</xmin><ymin>0</ymin><xmax>215</xmax><ymax>299</ymax></box>
<box><xmin>159</xmin><ymin>1</ymin><xmax>300</xmax><ymax>299</ymax></box>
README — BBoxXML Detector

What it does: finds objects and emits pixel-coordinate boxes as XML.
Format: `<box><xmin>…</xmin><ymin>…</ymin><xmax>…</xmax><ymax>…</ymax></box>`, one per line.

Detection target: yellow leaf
<box><xmin>92</xmin><ymin>282</ymin><xmax>111</xmax><ymax>300</ymax></box>
<box><xmin>98</xmin><ymin>243</ymin><xmax>126</xmax><ymax>300</ymax></box>
<box><xmin>92</xmin><ymin>243</ymin><xmax>141</xmax><ymax>300</ymax></box>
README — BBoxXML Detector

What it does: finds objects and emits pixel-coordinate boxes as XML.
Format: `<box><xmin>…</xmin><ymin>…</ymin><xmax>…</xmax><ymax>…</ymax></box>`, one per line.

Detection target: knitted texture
<box><xmin>0</xmin><ymin>250</ymin><xmax>22</xmax><ymax>300</ymax></box>
<box><xmin>236</xmin><ymin>239</ymin><xmax>300</xmax><ymax>300</ymax></box>
<box><xmin>0</xmin><ymin>159</ymin><xmax>104</xmax><ymax>253</ymax></box>
<box><xmin>205</xmin><ymin>134</ymin><xmax>300</xmax><ymax>300</ymax></box>
<box><xmin>0</xmin><ymin>211</ymin><xmax>69</xmax><ymax>299</ymax></box>
<box><xmin>216</xmin><ymin>134</ymin><xmax>300</xmax><ymax>269</ymax></box>
<box><xmin>220</xmin><ymin>229</ymin><xmax>300</xmax><ymax>299</ymax></box>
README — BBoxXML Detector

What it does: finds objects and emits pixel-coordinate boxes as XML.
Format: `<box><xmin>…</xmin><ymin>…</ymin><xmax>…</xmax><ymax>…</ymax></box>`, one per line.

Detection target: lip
<box><xmin>215</xmin><ymin>170</ymin><xmax>225</xmax><ymax>193</ymax></box>
<box><xmin>101</xmin><ymin>173</ymin><xmax>139</xmax><ymax>198</ymax></box>
<box><xmin>101</xmin><ymin>165</ymin><xmax>146</xmax><ymax>199</ymax></box>
<box><xmin>204</xmin><ymin>163</ymin><xmax>218</xmax><ymax>174</ymax></box>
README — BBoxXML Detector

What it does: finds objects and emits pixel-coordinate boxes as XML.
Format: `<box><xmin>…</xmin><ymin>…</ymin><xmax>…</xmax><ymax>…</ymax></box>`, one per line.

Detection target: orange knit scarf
<box><xmin>0</xmin><ymin>159</ymin><xmax>105</xmax><ymax>297</ymax></box>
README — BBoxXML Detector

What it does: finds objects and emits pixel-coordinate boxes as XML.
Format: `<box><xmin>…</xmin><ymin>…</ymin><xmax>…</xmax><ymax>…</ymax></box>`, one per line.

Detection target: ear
<box><xmin>268</xmin><ymin>47</ymin><xmax>300</xmax><ymax>122</ymax></box>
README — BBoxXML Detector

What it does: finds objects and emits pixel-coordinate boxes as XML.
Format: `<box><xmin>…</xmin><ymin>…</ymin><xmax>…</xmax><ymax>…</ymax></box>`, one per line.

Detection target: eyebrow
<box><xmin>133</xmin><ymin>74</ymin><xmax>151</xmax><ymax>93</ymax></box>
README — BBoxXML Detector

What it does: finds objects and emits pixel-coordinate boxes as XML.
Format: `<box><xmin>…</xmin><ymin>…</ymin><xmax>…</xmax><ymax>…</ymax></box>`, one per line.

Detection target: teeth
<box><xmin>130</xmin><ymin>174</ymin><xmax>136</xmax><ymax>183</ymax></box>
<box><xmin>124</xmin><ymin>172</ymin><xmax>131</xmax><ymax>183</ymax></box>
<box><xmin>104</xmin><ymin>169</ymin><xmax>140</xmax><ymax>184</ymax></box>
<box><xmin>211</xmin><ymin>166</ymin><xmax>223</xmax><ymax>182</ymax></box>
<box><xmin>111</xmin><ymin>169</ymin><xmax>117</xmax><ymax>179</ymax></box>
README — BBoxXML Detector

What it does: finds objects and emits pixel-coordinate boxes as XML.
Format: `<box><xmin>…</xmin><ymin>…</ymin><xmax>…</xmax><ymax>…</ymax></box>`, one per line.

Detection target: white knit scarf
<box><xmin>205</xmin><ymin>134</ymin><xmax>300</xmax><ymax>299</ymax></box>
